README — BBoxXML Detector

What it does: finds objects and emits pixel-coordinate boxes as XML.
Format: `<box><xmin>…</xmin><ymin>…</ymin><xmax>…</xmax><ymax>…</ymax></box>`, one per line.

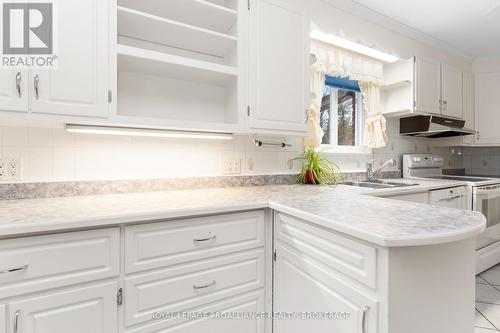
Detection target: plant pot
<box><xmin>305</xmin><ymin>170</ymin><xmax>317</xmax><ymax>184</ymax></box>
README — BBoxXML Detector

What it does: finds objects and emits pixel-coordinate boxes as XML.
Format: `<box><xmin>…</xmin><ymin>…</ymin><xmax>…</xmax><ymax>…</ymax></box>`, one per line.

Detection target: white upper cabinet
<box><xmin>462</xmin><ymin>71</ymin><xmax>475</xmax><ymax>144</ymax></box>
<box><xmin>475</xmin><ymin>72</ymin><xmax>500</xmax><ymax>144</ymax></box>
<box><xmin>415</xmin><ymin>56</ymin><xmax>441</xmax><ymax>115</ymax></box>
<box><xmin>441</xmin><ymin>63</ymin><xmax>463</xmax><ymax>119</ymax></box>
<box><xmin>0</xmin><ymin>69</ymin><xmax>28</xmax><ymax>113</ymax></box>
<box><xmin>249</xmin><ymin>0</ymin><xmax>309</xmax><ymax>133</ymax></box>
<box><xmin>384</xmin><ymin>56</ymin><xmax>465</xmax><ymax>121</ymax></box>
<box><xmin>30</xmin><ymin>0</ymin><xmax>110</xmax><ymax>118</ymax></box>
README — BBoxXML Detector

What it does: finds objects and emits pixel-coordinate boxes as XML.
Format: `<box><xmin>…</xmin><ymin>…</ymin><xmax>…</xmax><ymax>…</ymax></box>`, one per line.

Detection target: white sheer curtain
<box><xmin>306</xmin><ymin>39</ymin><xmax>388</xmax><ymax>148</ymax></box>
<box><xmin>303</xmin><ymin>54</ymin><xmax>325</xmax><ymax>147</ymax></box>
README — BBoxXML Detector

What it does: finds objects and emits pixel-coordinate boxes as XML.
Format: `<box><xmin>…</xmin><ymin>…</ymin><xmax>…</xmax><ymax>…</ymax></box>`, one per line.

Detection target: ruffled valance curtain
<box><xmin>306</xmin><ymin>39</ymin><xmax>388</xmax><ymax>149</ymax></box>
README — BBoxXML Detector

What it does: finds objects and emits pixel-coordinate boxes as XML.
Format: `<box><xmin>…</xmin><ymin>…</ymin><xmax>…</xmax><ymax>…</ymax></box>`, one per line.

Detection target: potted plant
<box><xmin>293</xmin><ymin>147</ymin><xmax>342</xmax><ymax>185</ymax></box>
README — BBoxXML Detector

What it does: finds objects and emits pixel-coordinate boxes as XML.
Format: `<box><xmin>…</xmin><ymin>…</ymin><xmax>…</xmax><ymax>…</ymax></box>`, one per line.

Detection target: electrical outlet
<box><xmin>222</xmin><ymin>154</ymin><xmax>242</xmax><ymax>175</ymax></box>
<box><xmin>1</xmin><ymin>157</ymin><xmax>23</xmax><ymax>181</ymax></box>
<box><xmin>0</xmin><ymin>159</ymin><xmax>4</xmax><ymax>179</ymax></box>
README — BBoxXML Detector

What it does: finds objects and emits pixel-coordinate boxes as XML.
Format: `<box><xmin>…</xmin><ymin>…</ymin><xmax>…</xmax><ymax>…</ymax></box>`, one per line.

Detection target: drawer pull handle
<box><xmin>0</xmin><ymin>264</ymin><xmax>28</xmax><ymax>275</ymax></box>
<box><xmin>362</xmin><ymin>306</ymin><xmax>369</xmax><ymax>333</ymax></box>
<box><xmin>16</xmin><ymin>72</ymin><xmax>21</xmax><ymax>98</ymax></box>
<box><xmin>34</xmin><ymin>74</ymin><xmax>39</xmax><ymax>100</ymax></box>
<box><xmin>193</xmin><ymin>280</ymin><xmax>216</xmax><ymax>290</ymax></box>
<box><xmin>14</xmin><ymin>310</ymin><xmax>20</xmax><ymax>333</ymax></box>
<box><xmin>193</xmin><ymin>235</ymin><xmax>216</xmax><ymax>244</ymax></box>
<box><xmin>438</xmin><ymin>195</ymin><xmax>463</xmax><ymax>202</ymax></box>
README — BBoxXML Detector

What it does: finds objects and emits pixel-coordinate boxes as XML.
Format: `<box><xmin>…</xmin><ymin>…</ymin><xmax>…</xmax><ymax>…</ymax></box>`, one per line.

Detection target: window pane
<box><xmin>337</xmin><ymin>89</ymin><xmax>356</xmax><ymax>146</ymax></box>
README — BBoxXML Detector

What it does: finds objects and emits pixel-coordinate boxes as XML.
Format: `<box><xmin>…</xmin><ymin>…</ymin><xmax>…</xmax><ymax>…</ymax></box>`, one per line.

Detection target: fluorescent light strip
<box><xmin>65</xmin><ymin>124</ymin><xmax>233</xmax><ymax>140</ymax></box>
<box><xmin>310</xmin><ymin>29</ymin><xmax>399</xmax><ymax>63</ymax></box>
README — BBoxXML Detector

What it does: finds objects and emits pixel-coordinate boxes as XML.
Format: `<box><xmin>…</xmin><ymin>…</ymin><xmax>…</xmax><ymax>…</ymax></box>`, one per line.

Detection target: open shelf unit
<box><xmin>114</xmin><ymin>0</ymin><xmax>243</xmax><ymax>132</ymax></box>
<box><xmin>117</xmin><ymin>0</ymin><xmax>237</xmax><ymax>34</ymax></box>
<box><xmin>382</xmin><ymin>58</ymin><xmax>415</xmax><ymax>117</ymax></box>
<box><xmin>381</xmin><ymin>80</ymin><xmax>412</xmax><ymax>91</ymax></box>
<box><xmin>118</xmin><ymin>45</ymin><xmax>238</xmax><ymax>86</ymax></box>
<box><xmin>117</xmin><ymin>6</ymin><xmax>237</xmax><ymax>58</ymax></box>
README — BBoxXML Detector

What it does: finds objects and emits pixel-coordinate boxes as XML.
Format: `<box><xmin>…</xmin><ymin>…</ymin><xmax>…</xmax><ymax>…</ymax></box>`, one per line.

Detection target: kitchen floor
<box><xmin>476</xmin><ymin>265</ymin><xmax>500</xmax><ymax>331</ymax></box>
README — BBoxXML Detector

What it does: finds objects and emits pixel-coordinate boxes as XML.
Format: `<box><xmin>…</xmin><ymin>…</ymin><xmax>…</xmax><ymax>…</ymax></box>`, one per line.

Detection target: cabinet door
<box><xmin>0</xmin><ymin>69</ymin><xmax>29</xmax><ymax>113</ymax></box>
<box><xmin>475</xmin><ymin>72</ymin><xmax>500</xmax><ymax>144</ymax></box>
<box><xmin>7</xmin><ymin>282</ymin><xmax>118</xmax><ymax>333</ymax></box>
<box><xmin>462</xmin><ymin>72</ymin><xmax>475</xmax><ymax>145</ymax></box>
<box><xmin>415</xmin><ymin>56</ymin><xmax>441</xmax><ymax>115</ymax></box>
<box><xmin>273</xmin><ymin>243</ymin><xmax>377</xmax><ymax>333</ymax></box>
<box><xmin>441</xmin><ymin>63</ymin><xmax>463</xmax><ymax>119</ymax></box>
<box><xmin>249</xmin><ymin>0</ymin><xmax>309</xmax><ymax>133</ymax></box>
<box><xmin>0</xmin><ymin>304</ymin><xmax>5</xmax><ymax>333</ymax></box>
<box><xmin>30</xmin><ymin>0</ymin><xmax>109</xmax><ymax>118</ymax></box>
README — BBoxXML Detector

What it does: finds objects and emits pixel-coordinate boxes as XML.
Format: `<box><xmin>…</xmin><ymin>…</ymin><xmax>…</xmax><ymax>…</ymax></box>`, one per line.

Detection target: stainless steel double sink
<box><xmin>343</xmin><ymin>179</ymin><xmax>419</xmax><ymax>189</ymax></box>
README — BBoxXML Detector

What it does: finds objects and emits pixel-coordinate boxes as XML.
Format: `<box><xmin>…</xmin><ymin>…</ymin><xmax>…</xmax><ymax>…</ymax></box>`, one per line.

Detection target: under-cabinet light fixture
<box><xmin>310</xmin><ymin>29</ymin><xmax>399</xmax><ymax>63</ymax></box>
<box><xmin>65</xmin><ymin>124</ymin><xmax>233</xmax><ymax>140</ymax></box>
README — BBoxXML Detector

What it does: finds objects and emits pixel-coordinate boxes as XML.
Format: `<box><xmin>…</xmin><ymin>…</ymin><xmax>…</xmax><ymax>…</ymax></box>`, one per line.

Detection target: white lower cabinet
<box><xmin>0</xmin><ymin>304</ymin><xmax>5</xmax><ymax>332</ymax></box>
<box><xmin>7</xmin><ymin>282</ymin><xmax>118</xmax><ymax>333</ymax></box>
<box><xmin>274</xmin><ymin>243</ymin><xmax>377</xmax><ymax>333</ymax></box>
<box><xmin>0</xmin><ymin>211</ymin><xmax>269</xmax><ymax>333</ymax></box>
<box><xmin>273</xmin><ymin>213</ymin><xmax>378</xmax><ymax>333</ymax></box>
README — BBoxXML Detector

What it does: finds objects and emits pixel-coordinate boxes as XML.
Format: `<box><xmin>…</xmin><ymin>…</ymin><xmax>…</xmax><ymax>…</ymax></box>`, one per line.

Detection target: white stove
<box><xmin>403</xmin><ymin>154</ymin><xmax>500</xmax><ymax>273</ymax></box>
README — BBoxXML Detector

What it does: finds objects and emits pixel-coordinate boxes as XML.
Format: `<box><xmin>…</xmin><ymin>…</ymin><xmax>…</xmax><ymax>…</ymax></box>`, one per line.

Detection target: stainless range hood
<box><xmin>400</xmin><ymin>115</ymin><xmax>476</xmax><ymax>138</ymax></box>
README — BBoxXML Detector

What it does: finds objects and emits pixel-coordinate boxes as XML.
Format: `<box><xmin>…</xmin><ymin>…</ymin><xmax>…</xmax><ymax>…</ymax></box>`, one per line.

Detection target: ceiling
<box><xmin>328</xmin><ymin>0</ymin><xmax>500</xmax><ymax>59</ymax></box>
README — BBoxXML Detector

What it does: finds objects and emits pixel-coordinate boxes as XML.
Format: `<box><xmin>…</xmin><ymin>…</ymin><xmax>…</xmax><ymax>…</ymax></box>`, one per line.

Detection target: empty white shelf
<box><xmin>118</xmin><ymin>0</ymin><xmax>237</xmax><ymax>33</ymax></box>
<box><xmin>382</xmin><ymin>80</ymin><xmax>412</xmax><ymax>90</ymax></box>
<box><xmin>117</xmin><ymin>45</ymin><xmax>238</xmax><ymax>86</ymax></box>
<box><xmin>118</xmin><ymin>6</ymin><xmax>237</xmax><ymax>58</ymax></box>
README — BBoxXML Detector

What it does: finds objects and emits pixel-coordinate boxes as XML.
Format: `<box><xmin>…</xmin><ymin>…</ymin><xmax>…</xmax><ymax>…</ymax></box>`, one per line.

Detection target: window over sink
<box><xmin>320</xmin><ymin>76</ymin><xmax>367</xmax><ymax>153</ymax></box>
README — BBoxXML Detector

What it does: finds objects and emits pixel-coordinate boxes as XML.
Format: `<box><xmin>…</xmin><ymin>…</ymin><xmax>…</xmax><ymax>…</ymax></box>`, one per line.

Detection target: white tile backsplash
<box><xmin>0</xmin><ymin>121</ymin><xmax>463</xmax><ymax>182</ymax></box>
<box><xmin>0</xmin><ymin>126</ymin><xmax>304</xmax><ymax>182</ymax></box>
<box><xmin>2</xmin><ymin>127</ymin><xmax>28</xmax><ymax>146</ymax></box>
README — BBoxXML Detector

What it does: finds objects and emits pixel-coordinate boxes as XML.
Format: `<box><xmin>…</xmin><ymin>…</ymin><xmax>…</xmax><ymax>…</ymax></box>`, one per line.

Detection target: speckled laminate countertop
<box><xmin>0</xmin><ymin>180</ymin><xmax>486</xmax><ymax>247</ymax></box>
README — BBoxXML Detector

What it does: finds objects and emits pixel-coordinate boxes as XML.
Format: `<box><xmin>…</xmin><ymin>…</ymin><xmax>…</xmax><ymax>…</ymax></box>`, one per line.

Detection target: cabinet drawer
<box><xmin>125</xmin><ymin>249</ymin><xmax>265</xmax><ymax>327</ymax></box>
<box><xmin>0</xmin><ymin>228</ymin><xmax>120</xmax><ymax>298</ymax></box>
<box><xmin>127</xmin><ymin>290</ymin><xmax>265</xmax><ymax>333</ymax></box>
<box><xmin>125</xmin><ymin>211</ymin><xmax>265</xmax><ymax>273</ymax></box>
<box><xmin>276</xmin><ymin>213</ymin><xmax>377</xmax><ymax>289</ymax></box>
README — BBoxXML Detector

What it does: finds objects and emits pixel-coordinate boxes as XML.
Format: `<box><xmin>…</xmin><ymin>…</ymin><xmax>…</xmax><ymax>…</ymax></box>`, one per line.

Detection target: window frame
<box><xmin>320</xmin><ymin>81</ymin><xmax>371</xmax><ymax>155</ymax></box>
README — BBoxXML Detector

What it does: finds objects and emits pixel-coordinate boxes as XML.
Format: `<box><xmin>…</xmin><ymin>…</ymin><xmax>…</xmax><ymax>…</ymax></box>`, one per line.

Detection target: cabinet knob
<box><xmin>477</xmin><ymin>131</ymin><xmax>481</xmax><ymax>141</ymax></box>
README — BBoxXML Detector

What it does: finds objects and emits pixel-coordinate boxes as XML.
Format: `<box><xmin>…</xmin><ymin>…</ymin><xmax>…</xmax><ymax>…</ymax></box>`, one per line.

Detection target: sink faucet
<box><xmin>366</xmin><ymin>158</ymin><xmax>397</xmax><ymax>181</ymax></box>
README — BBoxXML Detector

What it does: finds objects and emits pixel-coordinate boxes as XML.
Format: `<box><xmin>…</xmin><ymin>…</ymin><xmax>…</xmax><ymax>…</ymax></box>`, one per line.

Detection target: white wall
<box><xmin>0</xmin><ymin>1</ymin><xmax>473</xmax><ymax>182</ymax></box>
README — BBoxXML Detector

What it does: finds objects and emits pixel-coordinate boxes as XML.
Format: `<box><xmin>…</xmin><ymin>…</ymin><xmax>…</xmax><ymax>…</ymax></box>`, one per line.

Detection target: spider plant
<box><xmin>293</xmin><ymin>147</ymin><xmax>342</xmax><ymax>185</ymax></box>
